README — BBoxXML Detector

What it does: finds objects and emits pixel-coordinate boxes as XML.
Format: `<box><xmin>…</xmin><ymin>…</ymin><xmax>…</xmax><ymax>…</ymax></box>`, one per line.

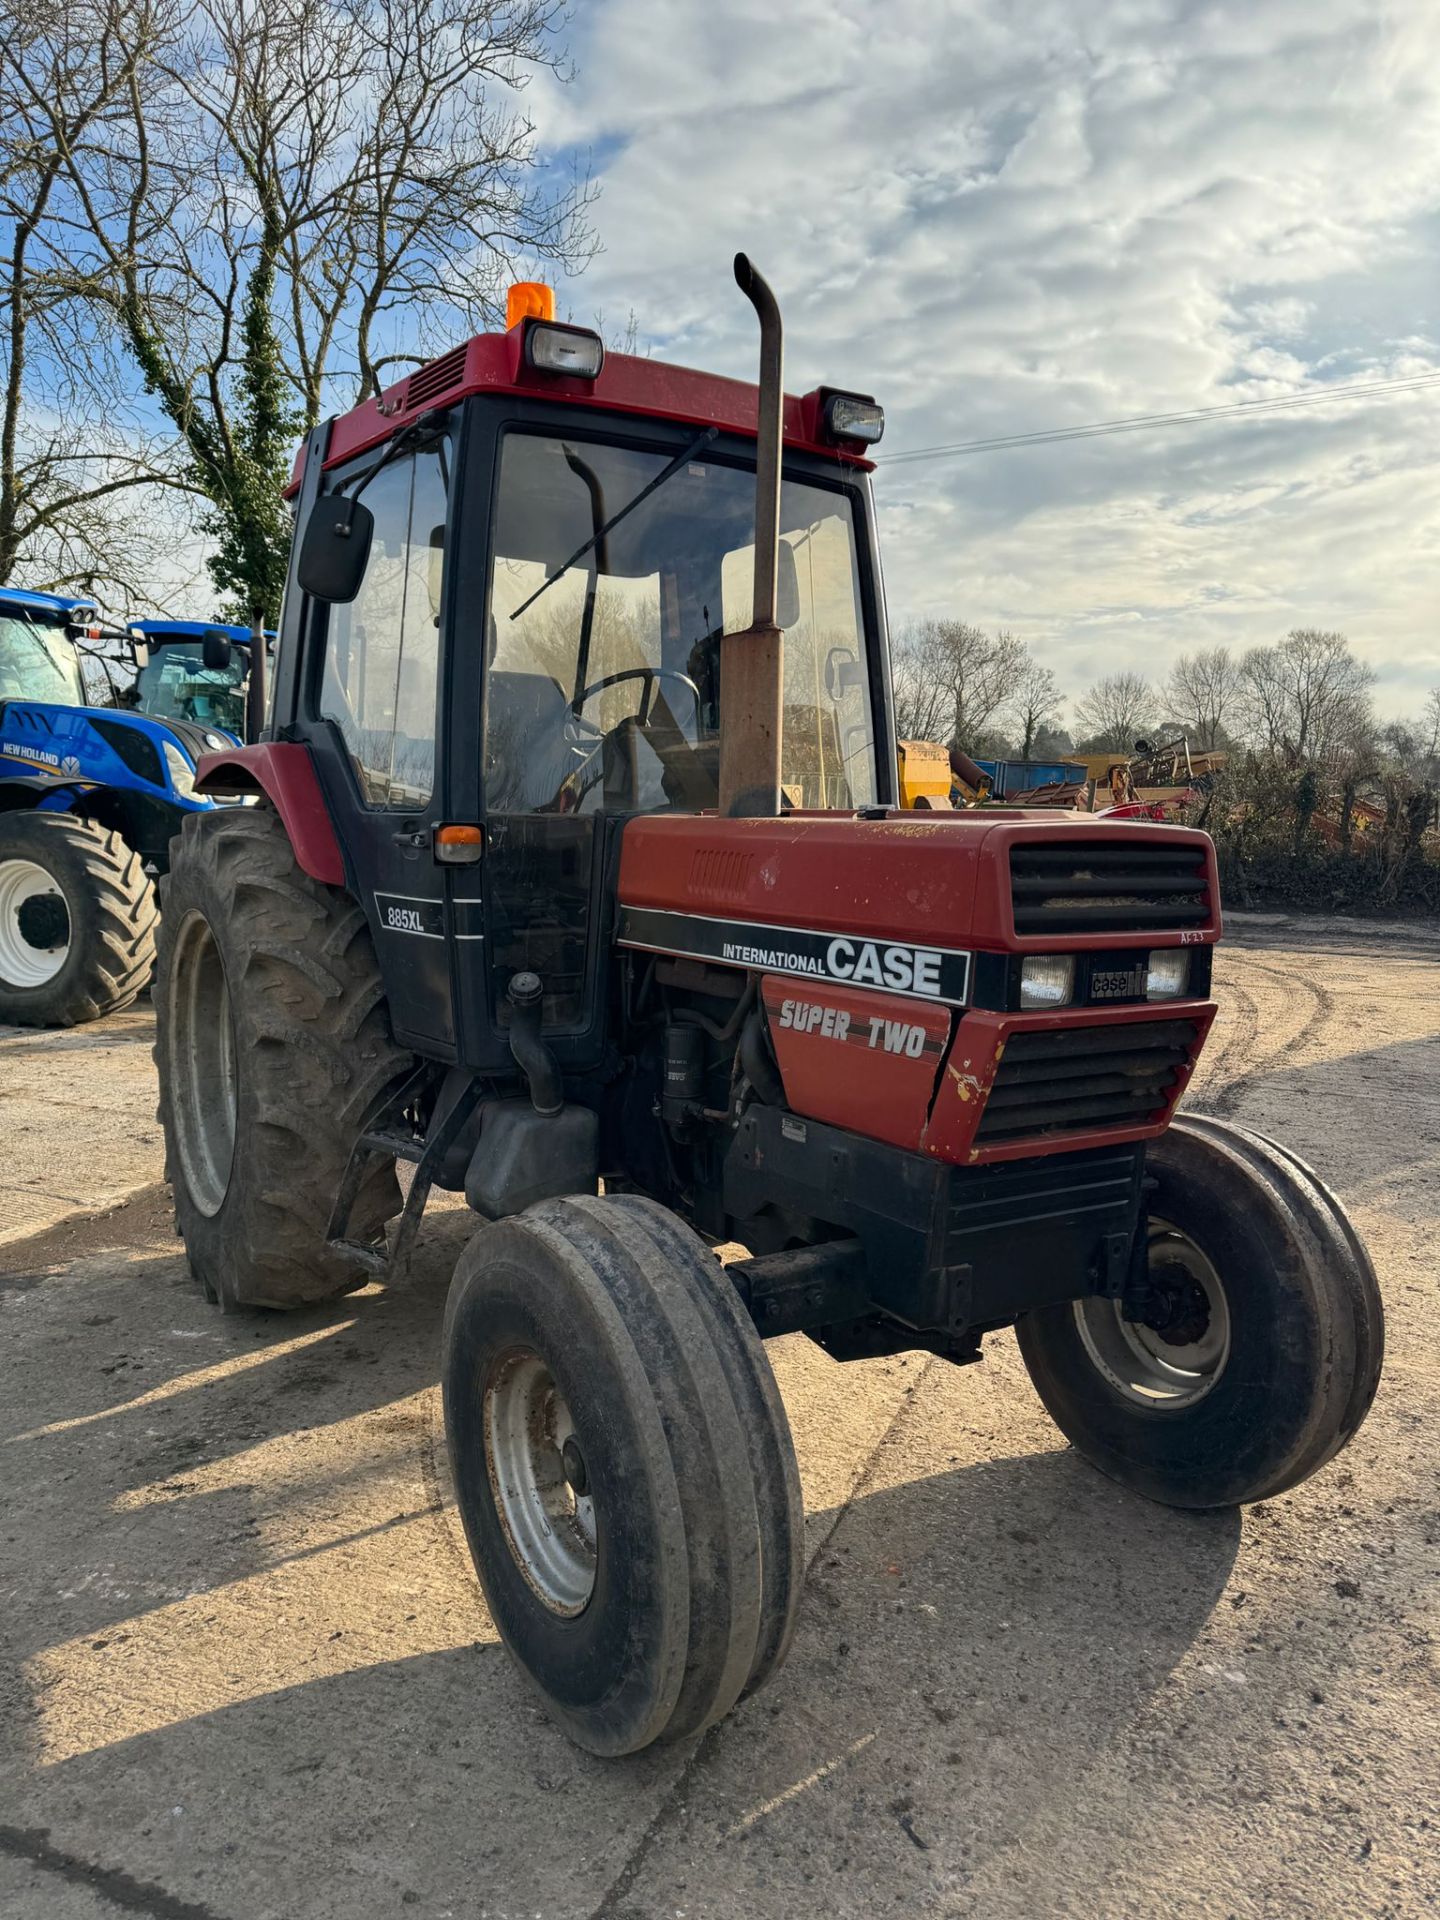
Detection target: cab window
<box><xmin>318</xmin><ymin>445</ymin><xmax>448</xmax><ymax>807</ymax></box>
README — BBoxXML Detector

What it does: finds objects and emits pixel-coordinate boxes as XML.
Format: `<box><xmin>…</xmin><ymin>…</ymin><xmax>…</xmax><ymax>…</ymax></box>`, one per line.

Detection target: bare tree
<box><xmin>0</xmin><ymin>0</ymin><xmax>199</xmax><ymax>598</ymax></box>
<box><xmin>29</xmin><ymin>0</ymin><xmax>596</xmax><ymax>625</ymax></box>
<box><xmin>890</xmin><ymin>621</ymin><xmax>1027</xmax><ymax>753</ymax></box>
<box><xmin>1423</xmin><ymin>688</ymin><xmax>1440</xmax><ymax>771</ymax></box>
<box><xmin>1072</xmin><ymin>671</ymin><xmax>1158</xmax><ymax>752</ymax></box>
<box><xmin>1380</xmin><ymin>689</ymin><xmax>1440</xmax><ymax>785</ymax></box>
<box><xmin>1238</xmin><ymin>629</ymin><xmax>1375</xmax><ymax>764</ymax></box>
<box><xmin>1162</xmin><ymin>646</ymin><xmax>1242</xmax><ymax>751</ymax></box>
<box><xmin>1006</xmin><ymin>657</ymin><xmax>1064</xmax><ymax>760</ymax></box>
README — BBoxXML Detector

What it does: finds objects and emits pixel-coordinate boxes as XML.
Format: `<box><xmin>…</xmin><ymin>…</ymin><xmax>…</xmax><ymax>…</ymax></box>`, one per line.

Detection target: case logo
<box><xmin>617</xmin><ymin>905</ymin><xmax>971</xmax><ymax>1006</ymax></box>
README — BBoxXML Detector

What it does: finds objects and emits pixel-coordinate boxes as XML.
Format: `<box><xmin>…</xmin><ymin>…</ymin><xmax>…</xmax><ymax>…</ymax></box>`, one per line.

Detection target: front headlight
<box><xmin>162</xmin><ymin>740</ymin><xmax>196</xmax><ymax>798</ymax></box>
<box><xmin>1020</xmin><ymin>954</ymin><xmax>1075</xmax><ymax>1008</ymax></box>
<box><xmin>1146</xmin><ymin>950</ymin><xmax>1190</xmax><ymax>999</ymax></box>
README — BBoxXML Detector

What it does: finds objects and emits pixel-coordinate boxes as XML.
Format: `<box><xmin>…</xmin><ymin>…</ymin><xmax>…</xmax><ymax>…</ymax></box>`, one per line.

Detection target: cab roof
<box><xmin>129</xmin><ymin>619</ymin><xmax>276</xmax><ymax>641</ymax></box>
<box><xmin>297</xmin><ymin>324</ymin><xmax>876</xmax><ymax>489</ymax></box>
<box><xmin>0</xmin><ymin>587</ymin><xmax>99</xmax><ymax>621</ymax></box>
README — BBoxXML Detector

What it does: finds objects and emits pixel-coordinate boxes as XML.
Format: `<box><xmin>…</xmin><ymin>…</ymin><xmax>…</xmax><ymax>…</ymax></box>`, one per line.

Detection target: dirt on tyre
<box><xmin>0</xmin><ymin>812</ymin><xmax>157</xmax><ymax>1027</ymax></box>
<box><xmin>153</xmin><ymin>805</ymin><xmax>411</xmax><ymax>1309</ymax></box>
<box><xmin>1016</xmin><ymin>1112</ymin><xmax>1384</xmax><ymax>1510</ymax></box>
<box><xmin>442</xmin><ymin>1193</ymin><xmax>803</xmax><ymax>1755</ymax></box>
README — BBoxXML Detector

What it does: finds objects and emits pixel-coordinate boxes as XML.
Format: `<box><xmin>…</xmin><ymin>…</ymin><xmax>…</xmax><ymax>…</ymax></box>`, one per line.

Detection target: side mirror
<box><xmin>130</xmin><ymin>639</ymin><xmax>150</xmax><ymax>669</ymax></box>
<box><xmin>298</xmin><ymin>496</ymin><xmax>375</xmax><ymax>604</ymax></box>
<box><xmin>202</xmin><ymin>629</ymin><xmax>233</xmax><ymax>671</ymax></box>
<box><xmin>823</xmin><ymin>645</ymin><xmax>864</xmax><ymax>703</ymax></box>
<box><xmin>776</xmin><ymin>541</ymin><xmax>800</xmax><ymax>631</ymax></box>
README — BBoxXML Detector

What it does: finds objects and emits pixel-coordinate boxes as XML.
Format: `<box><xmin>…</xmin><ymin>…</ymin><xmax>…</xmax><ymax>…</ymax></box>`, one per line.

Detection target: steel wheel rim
<box><xmin>0</xmin><ymin>857</ymin><xmax>70</xmax><ymax>987</ymax></box>
<box><xmin>484</xmin><ymin>1347</ymin><xmax>597</xmax><ymax>1615</ymax></box>
<box><xmin>1073</xmin><ymin>1217</ymin><xmax>1231</xmax><ymax>1409</ymax></box>
<box><xmin>168</xmin><ymin>909</ymin><xmax>237</xmax><ymax>1217</ymax></box>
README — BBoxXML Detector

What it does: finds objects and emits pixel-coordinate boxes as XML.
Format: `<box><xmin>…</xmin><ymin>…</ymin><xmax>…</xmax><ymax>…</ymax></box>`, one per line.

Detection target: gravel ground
<box><xmin>0</xmin><ymin>916</ymin><xmax>1437</xmax><ymax>1920</ymax></box>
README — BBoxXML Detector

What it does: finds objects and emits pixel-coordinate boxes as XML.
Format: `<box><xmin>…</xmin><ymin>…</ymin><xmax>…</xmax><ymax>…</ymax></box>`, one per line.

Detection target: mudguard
<box><xmin>193</xmin><ymin>741</ymin><xmax>345</xmax><ymax>886</ymax></box>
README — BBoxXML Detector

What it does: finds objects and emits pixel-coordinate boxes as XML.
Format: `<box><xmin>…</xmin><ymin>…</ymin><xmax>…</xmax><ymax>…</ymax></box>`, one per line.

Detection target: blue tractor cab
<box><xmin>0</xmin><ymin>588</ymin><xmax>229</xmax><ymax>1025</ymax></box>
<box><xmin>127</xmin><ymin>619</ymin><xmax>276</xmax><ymax>742</ymax></box>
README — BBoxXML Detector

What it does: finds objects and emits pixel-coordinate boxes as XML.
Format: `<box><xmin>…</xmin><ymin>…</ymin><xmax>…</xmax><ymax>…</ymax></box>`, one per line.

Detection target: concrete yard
<box><xmin>1</xmin><ymin>917</ymin><xmax>1437</xmax><ymax>1919</ymax></box>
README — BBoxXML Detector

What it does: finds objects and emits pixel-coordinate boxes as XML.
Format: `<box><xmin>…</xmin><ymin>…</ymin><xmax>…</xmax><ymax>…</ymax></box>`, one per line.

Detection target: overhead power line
<box><xmin>877</xmin><ymin>369</ymin><xmax>1440</xmax><ymax>467</ymax></box>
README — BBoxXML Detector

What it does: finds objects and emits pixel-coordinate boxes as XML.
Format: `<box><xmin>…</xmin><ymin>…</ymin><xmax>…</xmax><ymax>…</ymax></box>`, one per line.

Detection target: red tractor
<box><xmin>154</xmin><ymin>263</ymin><xmax>1382</xmax><ymax>1756</ymax></box>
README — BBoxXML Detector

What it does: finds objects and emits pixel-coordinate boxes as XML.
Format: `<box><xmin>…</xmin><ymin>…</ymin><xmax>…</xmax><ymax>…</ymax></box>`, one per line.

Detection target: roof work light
<box><xmin>822</xmin><ymin>389</ymin><xmax>885</xmax><ymax>445</ymax></box>
<box><xmin>523</xmin><ymin>319</ymin><xmax>605</xmax><ymax>381</ymax></box>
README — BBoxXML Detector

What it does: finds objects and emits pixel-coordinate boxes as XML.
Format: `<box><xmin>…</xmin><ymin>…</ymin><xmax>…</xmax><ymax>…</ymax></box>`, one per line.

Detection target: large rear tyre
<box><xmin>154</xmin><ymin>806</ymin><xmax>410</xmax><ymax>1309</ymax></box>
<box><xmin>442</xmin><ymin>1194</ymin><xmax>803</xmax><ymax>1755</ymax></box>
<box><xmin>1016</xmin><ymin>1113</ymin><xmax>1384</xmax><ymax>1510</ymax></box>
<box><xmin>0</xmin><ymin>813</ymin><xmax>157</xmax><ymax>1027</ymax></box>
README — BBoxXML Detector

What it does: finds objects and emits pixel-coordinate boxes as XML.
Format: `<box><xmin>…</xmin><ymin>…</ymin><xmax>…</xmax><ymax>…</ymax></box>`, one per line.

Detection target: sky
<box><xmin>523</xmin><ymin>0</ymin><xmax>1440</xmax><ymax>720</ymax></box>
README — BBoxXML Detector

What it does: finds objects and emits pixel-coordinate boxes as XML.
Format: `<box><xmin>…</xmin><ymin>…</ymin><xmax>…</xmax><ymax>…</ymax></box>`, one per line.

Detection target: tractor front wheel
<box><xmin>154</xmin><ymin>806</ymin><xmax>411</xmax><ymax>1309</ymax></box>
<box><xmin>442</xmin><ymin>1194</ymin><xmax>803</xmax><ymax>1755</ymax></box>
<box><xmin>0</xmin><ymin>813</ymin><xmax>157</xmax><ymax>1027</ymax></box>
<box><xmin>1016</xmin><ymin>1113</ymin><xmax>1384</xmax><ymax>1509</ymax></box>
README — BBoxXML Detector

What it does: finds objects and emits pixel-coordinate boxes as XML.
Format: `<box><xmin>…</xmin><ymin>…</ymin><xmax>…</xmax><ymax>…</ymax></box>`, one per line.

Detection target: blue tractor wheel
<box><xmin>0</xmin><ymin>812</ymin><xmax>158</xmax><ymax>1026</ymax></box>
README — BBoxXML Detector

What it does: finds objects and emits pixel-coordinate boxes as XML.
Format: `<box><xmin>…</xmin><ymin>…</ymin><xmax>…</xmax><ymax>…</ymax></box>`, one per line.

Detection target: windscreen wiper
<box><xmin>509</xmin><ymin>425</ymin><xmax>719</xmax><ymax>622</ymax></box>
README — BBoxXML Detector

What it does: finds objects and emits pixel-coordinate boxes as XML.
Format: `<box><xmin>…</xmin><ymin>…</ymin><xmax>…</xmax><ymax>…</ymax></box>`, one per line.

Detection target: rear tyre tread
<box><xmin>154</xmin><ymin>805</ymin><xmax>411</xmax><ymax>1309</ymax></box>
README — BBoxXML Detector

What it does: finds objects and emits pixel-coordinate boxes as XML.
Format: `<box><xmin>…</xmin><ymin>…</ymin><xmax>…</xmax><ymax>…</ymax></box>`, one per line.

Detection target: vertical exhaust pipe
<box><xmin>720</xmin><ymin>253</ymin><xmax>784</xmax><ymax>818</ymax></box>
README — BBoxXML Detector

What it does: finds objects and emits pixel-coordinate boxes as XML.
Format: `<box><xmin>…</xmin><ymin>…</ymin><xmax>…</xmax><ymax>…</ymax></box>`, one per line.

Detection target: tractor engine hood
<box><xmin>616</xmin><ymin>811</ymin><xmax>1222</xmax><ymax>1004</ymax></box>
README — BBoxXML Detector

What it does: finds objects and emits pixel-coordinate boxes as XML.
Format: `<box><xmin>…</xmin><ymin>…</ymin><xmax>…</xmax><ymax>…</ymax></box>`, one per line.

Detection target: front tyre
<box><xmin>0</xmin><ymin>813</ymin><xmax>157</xmax><ymax>1027</ymax></box>
<box><xmin>154</xmin><ymin>806</ymin><xmax>410</xmax><ymax>1309</ymax></box>
<box><xmin>443</xmin><ymin>1195</ymin><xmax>802</xmax><ymax>1755</ymax></box>
<box><xmin>1016</xmin><ymin>1114</ymin><xmax>1384</xmax><ymax>1509</ymax></box>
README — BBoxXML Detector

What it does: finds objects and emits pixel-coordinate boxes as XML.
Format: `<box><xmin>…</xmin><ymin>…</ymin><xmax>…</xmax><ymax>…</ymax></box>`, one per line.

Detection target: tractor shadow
<box><xmin>0</xmin><ymin>1209</ymin><xmax>477</xmax><ymax>1674</ymax></box>
<box><xmin>3</xmin><ymin>1383</ymin><xmax>1247</xmax><ymax>1918</ymax></box>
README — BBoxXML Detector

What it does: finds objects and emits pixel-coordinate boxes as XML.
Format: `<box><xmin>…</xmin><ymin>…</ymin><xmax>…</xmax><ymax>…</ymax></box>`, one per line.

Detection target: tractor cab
<box><xmin>229</xmin><ymin>275</ymin><xmax>890</xmax><ymax>1059</ymax></box>
<box><xmin>126</xmin><ymin>620</ymin><xmax>276</xmax><ymax>742</ymax></box>
<box><xmin>0</xmin><ymin>588</ymin><xmax>99</xmax><ymax>708</ymax></box>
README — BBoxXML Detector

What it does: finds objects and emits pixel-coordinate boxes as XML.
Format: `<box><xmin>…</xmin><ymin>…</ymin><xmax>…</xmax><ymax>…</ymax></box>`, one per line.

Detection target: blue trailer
<box><xmin>973</xmin><ymin>756</ymin><xmax>1085</xmax><ymax>799</ymax></box>
<box><xmin>0</xmin><ymin>588</ymin><xmax>231</xmax><ymax>1026</ymax></box>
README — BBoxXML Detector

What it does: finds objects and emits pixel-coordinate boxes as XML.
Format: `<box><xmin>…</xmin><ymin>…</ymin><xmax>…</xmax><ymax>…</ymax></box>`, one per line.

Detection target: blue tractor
<box><xmin>0</xmin><ymin>587</ymin><xmax>232</xmax><ymax>1026</ymax></box>
<box><xmin>125</xmin><ymin>619</ymin><xmax>275</xmax><ymax>742</ymax></box>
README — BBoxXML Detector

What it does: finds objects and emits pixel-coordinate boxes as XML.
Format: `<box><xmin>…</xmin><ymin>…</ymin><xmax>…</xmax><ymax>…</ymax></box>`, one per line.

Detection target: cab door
<box><xmin>304</xmin><ymin>436</ymin><xmax>457</xmax><ymax>1054</ymax></box>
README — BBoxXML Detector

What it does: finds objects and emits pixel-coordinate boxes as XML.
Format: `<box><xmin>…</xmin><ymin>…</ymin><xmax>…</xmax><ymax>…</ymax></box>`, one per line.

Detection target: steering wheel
<box><xmin>576</xmin><ymin>666</ymin><xmax>702</xmax><ymax>730</ymax></box>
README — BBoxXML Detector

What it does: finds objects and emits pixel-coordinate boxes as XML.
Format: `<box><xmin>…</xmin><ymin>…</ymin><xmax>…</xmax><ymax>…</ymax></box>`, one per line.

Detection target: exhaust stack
<box><xmin>720</xmin><ymin>253</ymin><xmax>784</xmax><ymax>818</ymax></box>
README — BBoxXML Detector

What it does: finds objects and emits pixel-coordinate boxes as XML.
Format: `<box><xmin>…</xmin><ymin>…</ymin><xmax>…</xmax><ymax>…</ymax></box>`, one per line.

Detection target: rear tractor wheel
<box><xmin>153</xmin><ymin>806</ymin><xmax>411</xmax><ymax>1309</ymax></box>
<box><xmin>1017</xmin><ymin>1113</ymin><xmax>1384</xmax><ymax>1509</ymax></box>
<box><xmin>0</xmin><ymin>812</ymin><xmax>157</xmax><ymax>1027</ymax></box>
<box><xmin>442</xmin><ymin>1194</ymin><xmax>803</xmax><ymax>1756</ymax></box>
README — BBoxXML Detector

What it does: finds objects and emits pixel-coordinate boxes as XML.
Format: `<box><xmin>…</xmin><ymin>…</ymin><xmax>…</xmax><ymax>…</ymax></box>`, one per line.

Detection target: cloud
<box><xmin>536</xmin><ymin>0</ymin><xmax>1440</xmax><ymax>717</ymax></box>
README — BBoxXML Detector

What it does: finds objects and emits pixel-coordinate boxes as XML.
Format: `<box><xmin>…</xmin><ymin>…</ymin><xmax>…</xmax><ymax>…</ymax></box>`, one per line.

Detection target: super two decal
<box><xmin>772</xmin><ymin>993</ymin><xmax>946</xmax><ymax>1059</ymax></box>
<box><xmin>617</xmin><ymin>905</ymin><xmax>972</xmax><ymax>1006</ymax></box>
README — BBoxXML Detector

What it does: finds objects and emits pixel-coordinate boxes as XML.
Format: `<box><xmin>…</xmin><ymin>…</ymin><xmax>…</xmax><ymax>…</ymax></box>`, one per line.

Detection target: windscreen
<box><xmin>484</xmin><ymin>432</ymin><xmax>878</xmax><ymax>815</ymax></box>
<box><xmin>136</xmin><ymin>645</ymin><xmax>249</xmax><ymax>735</ymax></box>
<box><xmin>0</xmin><ymin>616</ymin><xmax>85</xmax><ymax>705</ymax></box>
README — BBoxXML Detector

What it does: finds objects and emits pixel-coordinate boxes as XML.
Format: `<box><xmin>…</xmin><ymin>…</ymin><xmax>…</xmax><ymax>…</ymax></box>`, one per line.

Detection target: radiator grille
<box><xmin>1010</xmin><ymin>841</ymin><xmax>1210</xmax><ymax>935</ymax></box>
<box><xmin>976</xmin><ymin>1017</ymin><xmax>1200</xmax><ymax>1143</ymax></box>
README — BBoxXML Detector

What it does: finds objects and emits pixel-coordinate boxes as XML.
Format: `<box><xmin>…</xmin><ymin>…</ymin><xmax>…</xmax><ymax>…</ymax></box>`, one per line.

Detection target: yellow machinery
<box><xmin>897</xmin><ymin>738</ymin><xmax>953</xmax><ymax>808</ymax></box>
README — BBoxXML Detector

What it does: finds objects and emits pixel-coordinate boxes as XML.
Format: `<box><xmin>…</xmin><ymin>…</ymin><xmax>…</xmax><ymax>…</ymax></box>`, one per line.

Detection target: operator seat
<box><xmin>485</xmin><ymin>668</ymin><xmax>577</xmax><ymax>811</ymax></box>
